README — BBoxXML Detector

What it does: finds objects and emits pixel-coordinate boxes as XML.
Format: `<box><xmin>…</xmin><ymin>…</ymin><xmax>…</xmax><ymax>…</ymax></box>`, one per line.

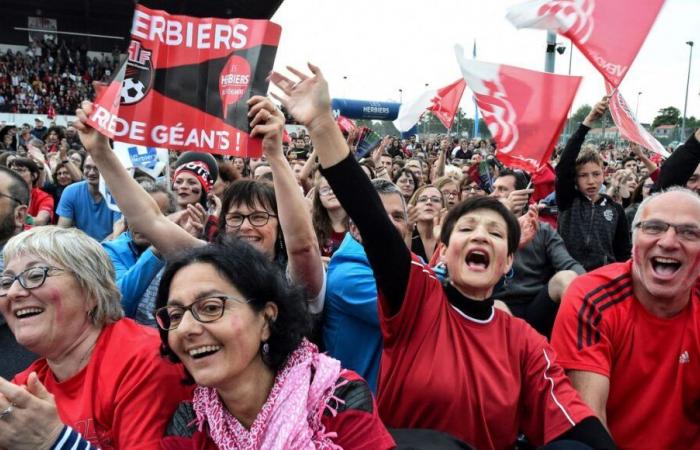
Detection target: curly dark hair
<box><xmin>155</xmin><ymin>237</ymin><xmax>312</xmax><ymax>381</ymax></box>
<box><xmin>392</xmin><ymin>167</ymin><xmax>419</xmax><ymax>199</ymax></box>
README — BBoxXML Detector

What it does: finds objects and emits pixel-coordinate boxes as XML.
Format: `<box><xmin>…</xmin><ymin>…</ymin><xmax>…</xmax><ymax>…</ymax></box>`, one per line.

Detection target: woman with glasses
<box><xmin>407</xmin><ymin>185</ymin><xmax>445</xmax><ymax>263</ymax></box>
<box><xmin>74</xmin><ymin>96</ymin><xmax>325</xmax><ymax>314</ymax></box>
<box><xmin>312</xmin><ymin>175</ymin><xmax>347</xmax><ymax>258</ymax></box>
<box><xmin>435</xmin><ymin>176</ymin><xmax>460</xmax><ymax>210</ymax></box>
<box><xmin>0</xmin><ymin>226</ymin><xmax>189</xmax><ymax>449</ymax></box>
<box><xmin>155</xmin><ymin>238</ymin><xmax>394</xmax><ymax>449</ymax></box>
<box><xmin>392</xmin><ymin>168</ymin><xmax>418</xmax><ymax>202</ymax></box>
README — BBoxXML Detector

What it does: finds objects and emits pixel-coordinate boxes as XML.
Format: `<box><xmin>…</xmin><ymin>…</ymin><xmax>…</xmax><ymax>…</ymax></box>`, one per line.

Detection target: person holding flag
<box><xmin>555</xmin><ymin>97</ymin><xmax>631</xmax><ymax>271</ymax></box>
<box><xmin>270</xmin><ymin>62</ymin><xmax>617</xmax><ymax>450</ymax></box>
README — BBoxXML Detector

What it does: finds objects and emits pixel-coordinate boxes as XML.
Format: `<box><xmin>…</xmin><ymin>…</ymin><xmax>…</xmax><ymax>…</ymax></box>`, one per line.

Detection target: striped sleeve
<box><xmin>51</xmin><ymin>426</ymin><xmax>99</xmax><ymax>450</ymax></box>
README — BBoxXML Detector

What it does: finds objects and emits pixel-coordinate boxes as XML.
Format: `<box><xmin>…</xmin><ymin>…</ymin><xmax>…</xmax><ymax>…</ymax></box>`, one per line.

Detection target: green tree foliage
<box><xmin>652</xmin><ymin>106</ymin><xmax>681</xmax><ymax>128</ymax></box>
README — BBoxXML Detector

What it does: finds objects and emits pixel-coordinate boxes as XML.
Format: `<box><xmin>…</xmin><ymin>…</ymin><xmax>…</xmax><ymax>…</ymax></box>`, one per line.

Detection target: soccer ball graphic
<box><xmin>120</xmin><ymin>78</ymin><xmax>146</xmax><ymax>105</ymax></box>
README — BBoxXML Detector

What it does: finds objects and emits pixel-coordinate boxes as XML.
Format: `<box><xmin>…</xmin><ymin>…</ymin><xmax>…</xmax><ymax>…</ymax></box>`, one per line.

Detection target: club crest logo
<box><xmin>475</xmin><ymin>77</ymin><xmax>519</xmax><ymax>154</ymax></box>
<box><xmin>121</xmin><ymin>41</ymin><xmax>153</xmax><ymax>105</ymax></box>
<box><xmin>537</xmin><ymin>0</ymin><xmax>595</xmax><ymax>44</ymax></box>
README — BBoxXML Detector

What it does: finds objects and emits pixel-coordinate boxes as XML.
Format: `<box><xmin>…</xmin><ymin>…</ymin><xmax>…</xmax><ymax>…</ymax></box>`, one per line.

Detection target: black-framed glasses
<box><xmin>154</xmin><ymin>295</ymin><xmax>252</xmax><ymax>331</ymax></box>
<box><xmin>0</xmin><ymin>192</ymin><xmax>23</xmax><ymax>205</ymax></box>
<box><xmin>0</xmin><ymin>266</ymin><xmax>68</xmax><ymax>296</ymax></box>
<box><xmin>225</xmin><ymin>211</ymin><xmax>277</xmax><ymax>229</ymax></box>
<box><xmin>635</xmin><ymin>220</ymin><xmax>700</xmax><ymax>242</ymax></box>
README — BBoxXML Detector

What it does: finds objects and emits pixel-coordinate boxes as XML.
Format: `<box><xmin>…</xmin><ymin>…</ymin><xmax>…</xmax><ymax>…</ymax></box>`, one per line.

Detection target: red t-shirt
<box><xmin>551</xmin><ymin>261</ymin><xmax>700</xmax><ymax>448</ymax></box>
<box><xmin>28</xmin><ymin>187</ymin><xmax>54</xmax><ymax>222</ymax></box>
<box><xmin>14</xmin><ymin>319</ymin><xmax>192</xmax><ymax>450</ymax></box>
<box><xmin>160</xmin><ymin>370</ymin><xmax>395</xmax><ymax>450</ymax></box>
<box><xmin>376</xmin><ymin>258</ymin><xmax>593</xmax><ymax>449</ymax></box>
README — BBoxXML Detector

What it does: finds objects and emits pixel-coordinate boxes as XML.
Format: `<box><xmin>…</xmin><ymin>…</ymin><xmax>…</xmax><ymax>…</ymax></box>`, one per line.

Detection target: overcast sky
<box><xmin>270</xmin><ymin>0</ymin><xmax>699</xmax><ymax>125</ymax></box>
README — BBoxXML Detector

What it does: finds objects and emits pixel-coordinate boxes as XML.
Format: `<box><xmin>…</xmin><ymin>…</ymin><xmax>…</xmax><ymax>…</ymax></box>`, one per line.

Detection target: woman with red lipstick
<box><xmin>268</xmin><ymin>63</ymin><xmax>616</xmax><ymax>450</ymax></box>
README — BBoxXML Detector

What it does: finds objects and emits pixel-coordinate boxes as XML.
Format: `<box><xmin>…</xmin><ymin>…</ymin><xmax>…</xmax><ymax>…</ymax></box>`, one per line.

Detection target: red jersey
<box><xmin>377</xmin><ymin>259</ymin><xmax>593</xmax><ymax>450</ymax></box>
<box><xmin>28</xmin><ymin>187</ymin><xmax>54</xmax><ymax>222</ymax></box>
<box><xmin>551</xmin><ymin>261</ymin><xmax>700</xmax><ymax>448</ymax></box>
<box><xmin>14</xmin><ymin>319</ymin><xmax>191</xmax><ymax>450</ymax></box>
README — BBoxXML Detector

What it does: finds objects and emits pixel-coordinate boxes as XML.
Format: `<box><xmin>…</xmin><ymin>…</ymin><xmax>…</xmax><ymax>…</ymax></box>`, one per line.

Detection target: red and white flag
<box><xmin>336</xmin><ymin>115</ymin><xmax>357</xmax><ymax>134</ymax></box>
<box><xmin>428</xmin><ymin>79</ymin><xmax>467</xmax><ymax>130</ymax></box>
<box><xmin>605</xmin><ymin>82</ymin><xmax>669</xmax><ymax>158</ymax></box>
<box><xmin>506</xmin><ymin>0</ymin><xmax>665</xmax><ymax>87</ymax></box>
<box><xmin>454</xmin><ymin>45</ymin><xmax>581</xmax><ymax>173</ymax></box>
<box><xmin>393</xmin><ymin>78</ymin><xmax>464</xmax><ymax>132</ymax></box>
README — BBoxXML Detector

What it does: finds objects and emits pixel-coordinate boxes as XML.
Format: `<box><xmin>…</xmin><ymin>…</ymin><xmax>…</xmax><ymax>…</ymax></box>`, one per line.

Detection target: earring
<box><xmin>262</xmin><ymin>342</ymin><xmax>269</xmax><ymax>355</ymax></box>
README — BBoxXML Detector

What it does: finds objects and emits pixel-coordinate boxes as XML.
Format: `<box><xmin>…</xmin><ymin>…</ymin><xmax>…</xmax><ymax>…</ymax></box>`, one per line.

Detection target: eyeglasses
<box><xmin>0</xmin><ymin>192</ymin><xmax>23</xmax><ymax>205</ymax></box>
<box><xmin>0</xmin><ymin>266</ymin><xmax>68</xmax><ymax>296</ymax></box>
<box><xmin>635</xmin><ymin>219</ymin><xmax>700</xmax><ymax>242</ymax></box>
<box><xmin>225</xmin><ymin>211</ymin><xmax>277</xmax><ymax>229</ymax></box>
<box><xmin>462</xmin><ymin>185</ymin><xmax>483</xmax><ymax>193</ymax></box>
<box><xmin>318</xmin><ymin>186</ymin><xmax>334</xmax><ymax>196</ymax></box>
<box><xmin>154</xmin><ymin>295</ymin><xmax>252</xmax><ymax>331</ymax></box>
<box><xmin>417</xmin><ymin>196</ymin><xmax>442</xmax><ymax>204</ymax></box>
<box><xmin>442</xmin><ymin>190</ymin><xmax>459</xmax><ymax>198</ymax></box>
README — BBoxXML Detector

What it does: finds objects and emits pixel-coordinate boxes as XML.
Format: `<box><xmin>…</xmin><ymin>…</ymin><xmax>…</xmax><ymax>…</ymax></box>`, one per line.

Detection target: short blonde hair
<box><xmin>3</xmin><ymin>226</ymin><xmax>123</xmax><ymax>326</ymax></box>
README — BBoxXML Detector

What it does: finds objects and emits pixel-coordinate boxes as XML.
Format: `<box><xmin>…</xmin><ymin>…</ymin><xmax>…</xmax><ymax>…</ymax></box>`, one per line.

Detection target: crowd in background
<box><xmin>0</xmin><ymin>55</ymin><xmax>698</xmax><ymax>450</ymax></box>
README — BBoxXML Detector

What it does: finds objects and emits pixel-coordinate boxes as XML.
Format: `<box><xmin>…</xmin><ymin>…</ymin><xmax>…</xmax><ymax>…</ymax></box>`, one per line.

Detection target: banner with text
<box><xmin>87</xmin><ymin>4</ymin><xmax>281</xmax><ymax>157</ymax></box>
<box><xmin>605</xmin><ymin>82</ymin><xmax>669</xmax><ymax>158</ymax></box>
<box><xmin>507</xmin><ymin>0</ymin><xmax>665</xmax><ymax>87</ymax></box>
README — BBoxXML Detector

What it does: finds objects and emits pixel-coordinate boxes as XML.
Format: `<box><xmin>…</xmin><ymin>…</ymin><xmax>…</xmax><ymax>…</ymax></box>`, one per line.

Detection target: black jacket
<box><xmin>555</xmin><ymin>124</ymin><xmax>631</xmax><ymax>271</ymax></box>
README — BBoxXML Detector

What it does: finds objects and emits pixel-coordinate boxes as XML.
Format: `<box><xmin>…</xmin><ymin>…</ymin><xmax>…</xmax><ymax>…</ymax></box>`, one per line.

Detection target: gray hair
<box><xmin>3</xmin><ymin>226</ymin><xmax>123</xmax><ymax>326</ymax></box>
<box><xmin>631</xmin><ymin>186</ymin><xmax>700</xmax><ymax>242</ymax></box>
<box><xmin>371</xmin><ymin>178</ymin><xmax>408</xmax><ymax>222</ymax></box>
<box><xmin>137</xmin><ymin>178</ymin><xmax>177</xmax><ymax>214</ymax></box>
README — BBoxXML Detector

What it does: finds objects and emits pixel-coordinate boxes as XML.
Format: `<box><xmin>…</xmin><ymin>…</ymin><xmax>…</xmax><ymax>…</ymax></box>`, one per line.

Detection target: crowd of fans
<box><xmin>0</xmin><ymin>40</ymin><xmax>118</xmax><ymax>115</ymax></box>
<box><xmin>0</xmin><ymin>59</ymin><xmax>698</xmax><ymax>450</ymax></box>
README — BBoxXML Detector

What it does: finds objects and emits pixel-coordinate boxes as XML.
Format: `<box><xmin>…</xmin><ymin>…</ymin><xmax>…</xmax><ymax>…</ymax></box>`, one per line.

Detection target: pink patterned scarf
<box><xmin>192</xmin><ymin>339</ymin><xmax>346</xmax><ymax>449</ymax></box>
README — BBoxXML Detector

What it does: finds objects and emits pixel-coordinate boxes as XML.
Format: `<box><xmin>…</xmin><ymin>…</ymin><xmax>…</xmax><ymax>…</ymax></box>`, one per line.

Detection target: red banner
<box><xmin>507</xmin><ymin>0</ymin><xmax>665</xmax><ymax>87</ymax></box>
<box><xmin>455</xmin><ymin>45</ymin><xmax>581</xmax><ymax>173</ymax></box>
<box><xmin>605</xmin><ymin>82</ymin><xmax>669</xmax><ymax>158</ymax></box>
<box><xmin>428</xmin><ymin>79</ymin><xmax>467</xmax><ymax>130</ymax></box>
<box><xmin>87</xmin><ymin>4</ymin><xmax>281</xmax><ymax>157</ymax></box>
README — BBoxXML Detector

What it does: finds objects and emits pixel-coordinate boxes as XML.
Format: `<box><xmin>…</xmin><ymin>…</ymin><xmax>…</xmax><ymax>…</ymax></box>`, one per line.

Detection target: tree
<box><xmin>571</xmin><ymin>104</ymin><xmax>592</xmax><ymax>125</ymax></box>
<box><xmin>652</xmin><ymin>106</ymin><xmax>681</xmax><ymax>129</ymax></box>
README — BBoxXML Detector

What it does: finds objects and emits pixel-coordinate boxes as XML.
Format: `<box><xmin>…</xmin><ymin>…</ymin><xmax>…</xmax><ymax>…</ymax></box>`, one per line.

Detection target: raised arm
<box><xmin>628</xmin><ymin>143</ymin><xmax>658</xmax><ymax>175</ymax></box>
<box><xmin>270</xmin><ymin>64</ymin><xmax>411</xmax><ymax>314</ymax></box>
<box><xmin>556</xmin><ymin>98</ymin><xmax>608</xmax><ymax>211</ymax></box>
<box><xmin>74</xmin><ymin>101</ymin><xmax>203</xmax><ymax>258</ymax></box>
<box><xmin>248</xmin><ymin>96</ymin><xmax>324</xmax><ymax>305</ymax></box>
<box><xmin>655</xmin><ymin>129</ymin><xmax>700</xmax><ymax>190</ymax></box>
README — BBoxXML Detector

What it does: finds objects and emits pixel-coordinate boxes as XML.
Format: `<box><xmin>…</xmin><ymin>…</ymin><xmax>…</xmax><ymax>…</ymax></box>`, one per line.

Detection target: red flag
<box><xmin>507</xmin><ymin>0</ymin><xmax>665</xmax><ymax>87</ymax></box>
<box><xmin>455</xmin><ymin>45</ymin><xmax>581</xmax><ymax>173</ymax></box>
<box><xmin>336</xmin><ymin>115</ymin><xmax>357</xmax><ymax>134</ymax></box>
<box><xmin>531</xmin><ymin>162</ymin><xmax>556</xmax><ymax>203</ymax></box>
<box><xmin>604</xmin><ymin>82</ymin><xmax>669</xmax><ymax>158</ymax></box>
<box><xmin>428</xmin><ymin>79</ymin><xmax>467</xmax><ymax>130</ymax></box>
<box><xmin>86</xmin><ymin>4</ymin><xmax>281</xmax><ymax>157</ymax></box>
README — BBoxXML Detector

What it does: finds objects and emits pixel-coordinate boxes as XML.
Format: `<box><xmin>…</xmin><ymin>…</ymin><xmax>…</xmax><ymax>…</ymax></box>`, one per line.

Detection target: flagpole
<box><xmin>472</xmin><ymin>39</ymin><xmax>479</xmax><ymax>140</ymax></box>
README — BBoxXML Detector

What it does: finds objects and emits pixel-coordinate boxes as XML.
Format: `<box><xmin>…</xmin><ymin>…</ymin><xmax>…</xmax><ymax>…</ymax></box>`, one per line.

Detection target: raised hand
<box><xmin>583</xmin><ymin>96</ymin><xmax>610</xmax><ymax>128</ymax></box>
<box><xmin>247</xmin><ymin>95</ymin><xmax>285</xmax><ymax>158</ymax></box>
<box><xmin>269</xmin><ymin>63</ymin><xmax>332</xmax><ymax>130</ymax></box>
<box><xmin>74</xmin><ymin>100</ymin><xmax>111</xmax><ymax>155</ymax></box>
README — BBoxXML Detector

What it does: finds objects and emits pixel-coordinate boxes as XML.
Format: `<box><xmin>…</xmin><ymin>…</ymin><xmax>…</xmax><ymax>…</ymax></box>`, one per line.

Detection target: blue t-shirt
<box><xmin>56</xmin><ymin>181</ymin><xmax>121</xmax><ymax>241</ymax></box>
<box><xmin>323</xmin><ymin>233</ymin><xmax>382</xmax><ymax>392</ymax></box>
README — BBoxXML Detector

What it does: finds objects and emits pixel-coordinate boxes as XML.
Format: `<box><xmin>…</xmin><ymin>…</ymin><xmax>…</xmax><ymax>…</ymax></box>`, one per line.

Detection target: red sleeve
<box><xmin>37</xmin><ymin>190</ymin><xmax>54</xmax><ymax>219</ymax></box>
<box><xmin>112</xmin><ymin>349</ymin><xmax>192</xmax><ymax>449</ymax></box>
<box><xmin>518</xmin><ymin>325</ymin><xmax>595</xmax><ymax>445</ymax></box>
<box><xmin>550</xmin><ymin>277</ymin><xmax>614</xmax><ymax>377</ymax></box>
<box><xmin>322</xmin><ymin>371</ymin><xmax>395</xmax><ymax>450</ymax></box>
<box><xmin>378</xmin><ymin>257</ymin><xmax>443</xmax><ymax>348</ymax></box>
